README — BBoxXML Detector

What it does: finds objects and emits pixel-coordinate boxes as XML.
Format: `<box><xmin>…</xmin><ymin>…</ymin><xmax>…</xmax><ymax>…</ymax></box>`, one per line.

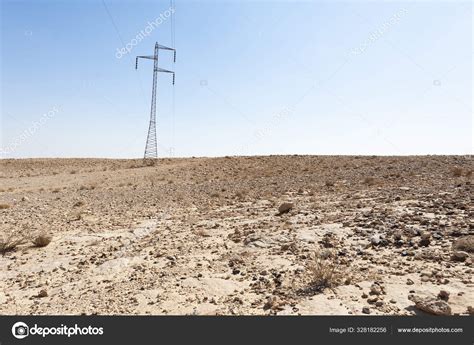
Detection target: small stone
<box><xmin>370</xmin><ymin>283</ymin><xmax>383</xmax><ymax>295</ymax></box>
<box><xmin>406</xmin><ymin>278</ymin><xmax>414</xmax><ymax>285</ymax></box>
<box><xmin>37</xmin><ymin>289</ymin><xmax>48</xmax><ymax>298</ymax></box>
<box><xmin>375</xmin><ymin>301</ymin><xmax>384</xmax><ymax>307</ymax></box>
<box><xmin>362</xmin><ymin>307</ymin><xmax>371</xmax><ymax>314</ymax></box>
<box><xmin>278</xmin><ymin>202</ymin><xmax>293</xmax><ymax>215</ymax></box>
<box><xmin>389</xmin><ymin>299</ymin><xmax>396</xmax><ymax>304</ymax></box>
<box><xmin>421</xmin><ymin>276</ymin><xmax>430</xmax><ymax>282</ymax></box>
<box><xmin>370</xmin><ymin>234</ymin><xmax>386</xmax><ymax>246</ymax></box>
<box><xmin>367</xmin><ymin>297</ymin><xmax>378</xmax><ymax>304</ymax></box>
<box><xmin>361</xmin><ymin>293</ymin><xmax>368</xmax><ymax>299</ymax></box>
<box><xmin>438</xmin><ymin>290</ymin><xmax>450</xmax><ymax>301</ymax></box>
<box><xmin>263</xmin><ymin>296</ymin><xmax>284</xmax><ymax>311</ymax></box>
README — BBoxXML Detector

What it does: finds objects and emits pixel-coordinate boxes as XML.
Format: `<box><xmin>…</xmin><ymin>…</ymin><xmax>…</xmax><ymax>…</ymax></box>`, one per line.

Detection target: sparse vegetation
<box><xmin>363</xmin><ymin>176</ymin><xmax>376</xmax><ymax>185</ymax></box>
<box><xmin>32</xmin><ymin>233</ymin><xmax>52</xmax><ymax>248</ymax></box>
<box><xmin>0</xmin><ymin>231</ymin><xmax>28</xmax><ymax>254</ymax></box>
<box><xmin>0</xmin><ymin>204</ymin><xmax>11</xmax><ymax>209</ymax></box>
<box><xmin>73</xmin><ymin>200</ymin><xmax>85</xmax><ymax>207</ymax></box>
<box><xmin>451</xmin><ymin>167</ymin><xmax>463</xmax><ymax>177</ymax></box>
<box><xmin>325</xmin><ymin>180</ymin><xmax>335</xmax><ymax>187</ymax></box>
<box><xmin>195</xmin><ymin>229</ymin><xmax>210</xmax><ymax>237</ymax></box>
<box><xmin>307</xmin><ymin>251</ymin><xmax>344</xmax><ymax>293</ymax></box>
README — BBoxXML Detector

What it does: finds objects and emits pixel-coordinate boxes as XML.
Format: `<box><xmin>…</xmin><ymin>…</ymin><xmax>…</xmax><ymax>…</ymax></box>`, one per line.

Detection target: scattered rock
<box><xmin>37</xmin><ymin>289</ymin><xmax>48</xmax><ymax>298</ymax></box>
<box><xmin>438</xmin><ymin>290</ymin><xmax>450</xmax><ymax>301</ymax></box>
<box><xmin>263</xmin><ymin>296</ymin><xmax>284</xmax><ymax>311</ymax></box>
<box><xmin>406</xmin><ymin>279</ymin><xmax>414</xmax><ymax>285</ymax></box>
<box><xmin>362</xmin><ymin>307</ymin><xmax>371</xmax><ymax>314</ymax></box>
<box><xmin>452</xmin><ymin>236</ymin><xmax>474</xmax><ymax>253</ymax></box>
<box><xmin>408</xmin><ymin>295</ymin><xmax>452</xmax><ymax>316</ymax></box>
<box><xmin>370</xmin><ymin>283</ymin><xmax>383</xmax><ymax>296</ymax></box>
<box><xmin>370</xmin><ymin>234</ymin><xmax>387</xmax><ymax>246</ymax></box>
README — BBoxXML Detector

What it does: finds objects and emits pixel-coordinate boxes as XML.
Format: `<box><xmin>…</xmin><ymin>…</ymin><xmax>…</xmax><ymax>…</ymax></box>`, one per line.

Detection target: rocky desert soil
<box><xmin>0</xmin><ymin>155</ymin><xmax>472</xmax><ymax>315</ymax></box>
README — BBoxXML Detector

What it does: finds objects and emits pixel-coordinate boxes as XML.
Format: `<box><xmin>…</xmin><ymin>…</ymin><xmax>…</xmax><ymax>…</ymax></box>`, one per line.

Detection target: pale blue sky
<box><xmin>1</xmin><ymin>0</ymin><xmax>472</xmax><ymax>158</ymax></box>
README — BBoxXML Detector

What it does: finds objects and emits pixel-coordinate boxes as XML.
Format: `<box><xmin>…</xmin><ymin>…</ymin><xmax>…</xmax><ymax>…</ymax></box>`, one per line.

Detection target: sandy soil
<box><xmin>0</xmin><ymin>155</ymin><xmax>472</xmax><ymax>315</ymax></box>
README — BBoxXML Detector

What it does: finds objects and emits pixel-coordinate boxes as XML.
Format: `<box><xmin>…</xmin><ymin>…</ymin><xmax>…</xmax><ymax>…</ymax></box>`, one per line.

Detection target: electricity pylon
<box><xmin>136</xmin><ymin>42</ymin><xmax>176</xmax><ymax>160</ymax></box>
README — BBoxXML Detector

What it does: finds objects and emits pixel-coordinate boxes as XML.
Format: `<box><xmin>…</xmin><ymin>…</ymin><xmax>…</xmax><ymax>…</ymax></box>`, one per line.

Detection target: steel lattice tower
<box><xmin>136</xmin><ymin>42</ymin><xmax>176</xmax><ymax>160</ymax></box>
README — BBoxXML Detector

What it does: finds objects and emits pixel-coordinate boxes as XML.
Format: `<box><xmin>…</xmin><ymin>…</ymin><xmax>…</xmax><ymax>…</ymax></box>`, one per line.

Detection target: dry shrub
<box><xmin>363</xmin><ymin>177</ymin><xmax>376</xmax><ymax>186</ymax></box>
<box><xmin>325</xmin><ymin>180</ymin><xmax>335</xmax><ymax>187</ymax></box>
<box><xmin>33</xmin><ymin>233</ymin><xmax>52</xmax><ymax>248</ymax></box>
<box><xmin>195</xmin><ymin>229</ymin><xmax>210</xmax><ymax>237</ymax></box>
<box><xmin>307</xmin><ymin>251</ymin><xmax>344</xmax><ymax>293</ymax></box>
<box><xmin>73</xmin><ymin>200</ymin><xmax>85</xmax><ymax>207</ymax></box>
<box><xmin>0</xmin><ymin>204</ymin><xmax>11</xmax><ymax>209</ymax></box>
<box><xmin>143</xmin><ymin>159</ymin><xmax>157</xmax><ymax>167</ymax></box>
<box><xmin>235</xmin><ymin>190</ymin><xmax>247</xmax><ymax>199</ymax></box>
<box><xmin>0</xmin><ymin>230</ymin><xmax>28</xmax><ymax>254</ymax></box>
<box><xmin>451</xmin><ymin>167</ymin><xmax>463</xmax><ymax>177</ymax></box>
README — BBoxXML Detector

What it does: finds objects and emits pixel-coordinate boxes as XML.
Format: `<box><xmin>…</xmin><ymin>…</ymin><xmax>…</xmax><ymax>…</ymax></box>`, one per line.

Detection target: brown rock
<box><xmin>278</xmin><ymin>202</ymin><xmax>294</xmax><ymax>214</ymax></box>
<box><xmin>451</xmin><ymin>251</ymin><xmax>469</xmax><ymax>262</ymax></box>
<box><xmin>438</xmin><ymin>290</ymin><xmax>450</xmax><ymax>301</ymax></box>
<box><xmin>452</xmin><ymin>236</ymin><xmax>474</xmax><ymax>253</ymax></box>
<box><xmin>37</xmin><ymin>289</ymin><xmax>48</xmax><ymax>298</ymax></box>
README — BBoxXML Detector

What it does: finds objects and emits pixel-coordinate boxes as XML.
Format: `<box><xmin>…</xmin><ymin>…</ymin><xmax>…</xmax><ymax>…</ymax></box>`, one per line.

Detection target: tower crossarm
<box><xmin>157</xmin><ymin>68</ymin><xmax>175</xmax><ymax>84</ymax></box>
<box><xmin>157</xmin><ymin>44</ymin><xmax>176</xmax><ymax>62</ymax></box>
<box><xmin>135</xmin><ymin>55</ymin><xmax>157</xmax><ymax>69</ymax></box>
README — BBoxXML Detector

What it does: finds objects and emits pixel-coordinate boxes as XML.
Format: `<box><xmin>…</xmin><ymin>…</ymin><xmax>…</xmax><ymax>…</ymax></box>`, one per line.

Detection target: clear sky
<box><xmin>1</xmin><ymin>0</ymin><xmax>472</xmax><ymax>158</ymax></box>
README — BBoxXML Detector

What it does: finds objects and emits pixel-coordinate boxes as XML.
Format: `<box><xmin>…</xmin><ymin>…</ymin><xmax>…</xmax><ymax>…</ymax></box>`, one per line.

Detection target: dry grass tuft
<box><xmin>451</xmin><ymin>167</ymin><xmax>463</xmax><ymax>177</ymax></box>
<box><xmin>195</xmin><ymin>229</ymin><xmax>211</xmax><ymax>237</ymax></box>
<box><xmin>73</xmin><ymin>200</ymin><xmax>85</xmax><ymax>207</ymax></box>
<box><xmin>0</xmin><ymin>231</ymin><xmax>28</xmax><ymax>254</ymax></box>
<box><xmin>32</xmin><ymin>233</ymin><xmax>52</xmax><ymax>248</ymax></box>
<box><xmin>325</xmin><ymin>180</ymin><xmax>335</xmax><ymax>187</ymax></box>
<box><xmin>363</xmin><ymin>177</ymin><xmax>377</xmax><ymax>186</ymax></box>
<box><xmin>305</xmin><ymin>251</ymin><xmax>344</xmax><ymax>293</ymax></box>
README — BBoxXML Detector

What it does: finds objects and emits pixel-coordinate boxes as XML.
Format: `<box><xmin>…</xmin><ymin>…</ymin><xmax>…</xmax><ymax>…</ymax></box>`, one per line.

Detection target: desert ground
<box><xmin>0</xmin><ymin>155</ymin><xmax>472</xmax><ymax>315</ymax></box>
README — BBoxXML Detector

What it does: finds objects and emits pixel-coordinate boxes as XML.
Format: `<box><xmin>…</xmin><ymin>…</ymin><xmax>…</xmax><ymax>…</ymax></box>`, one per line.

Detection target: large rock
<box><xmin>452</xmin><ymin>236</ymin><xmax>474</xmax><ymax>253</ymax></box>
<box><xmin>408</xmin><ymin>295</ymin><xmax>452</xmax><ymax>316</ymax></box>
